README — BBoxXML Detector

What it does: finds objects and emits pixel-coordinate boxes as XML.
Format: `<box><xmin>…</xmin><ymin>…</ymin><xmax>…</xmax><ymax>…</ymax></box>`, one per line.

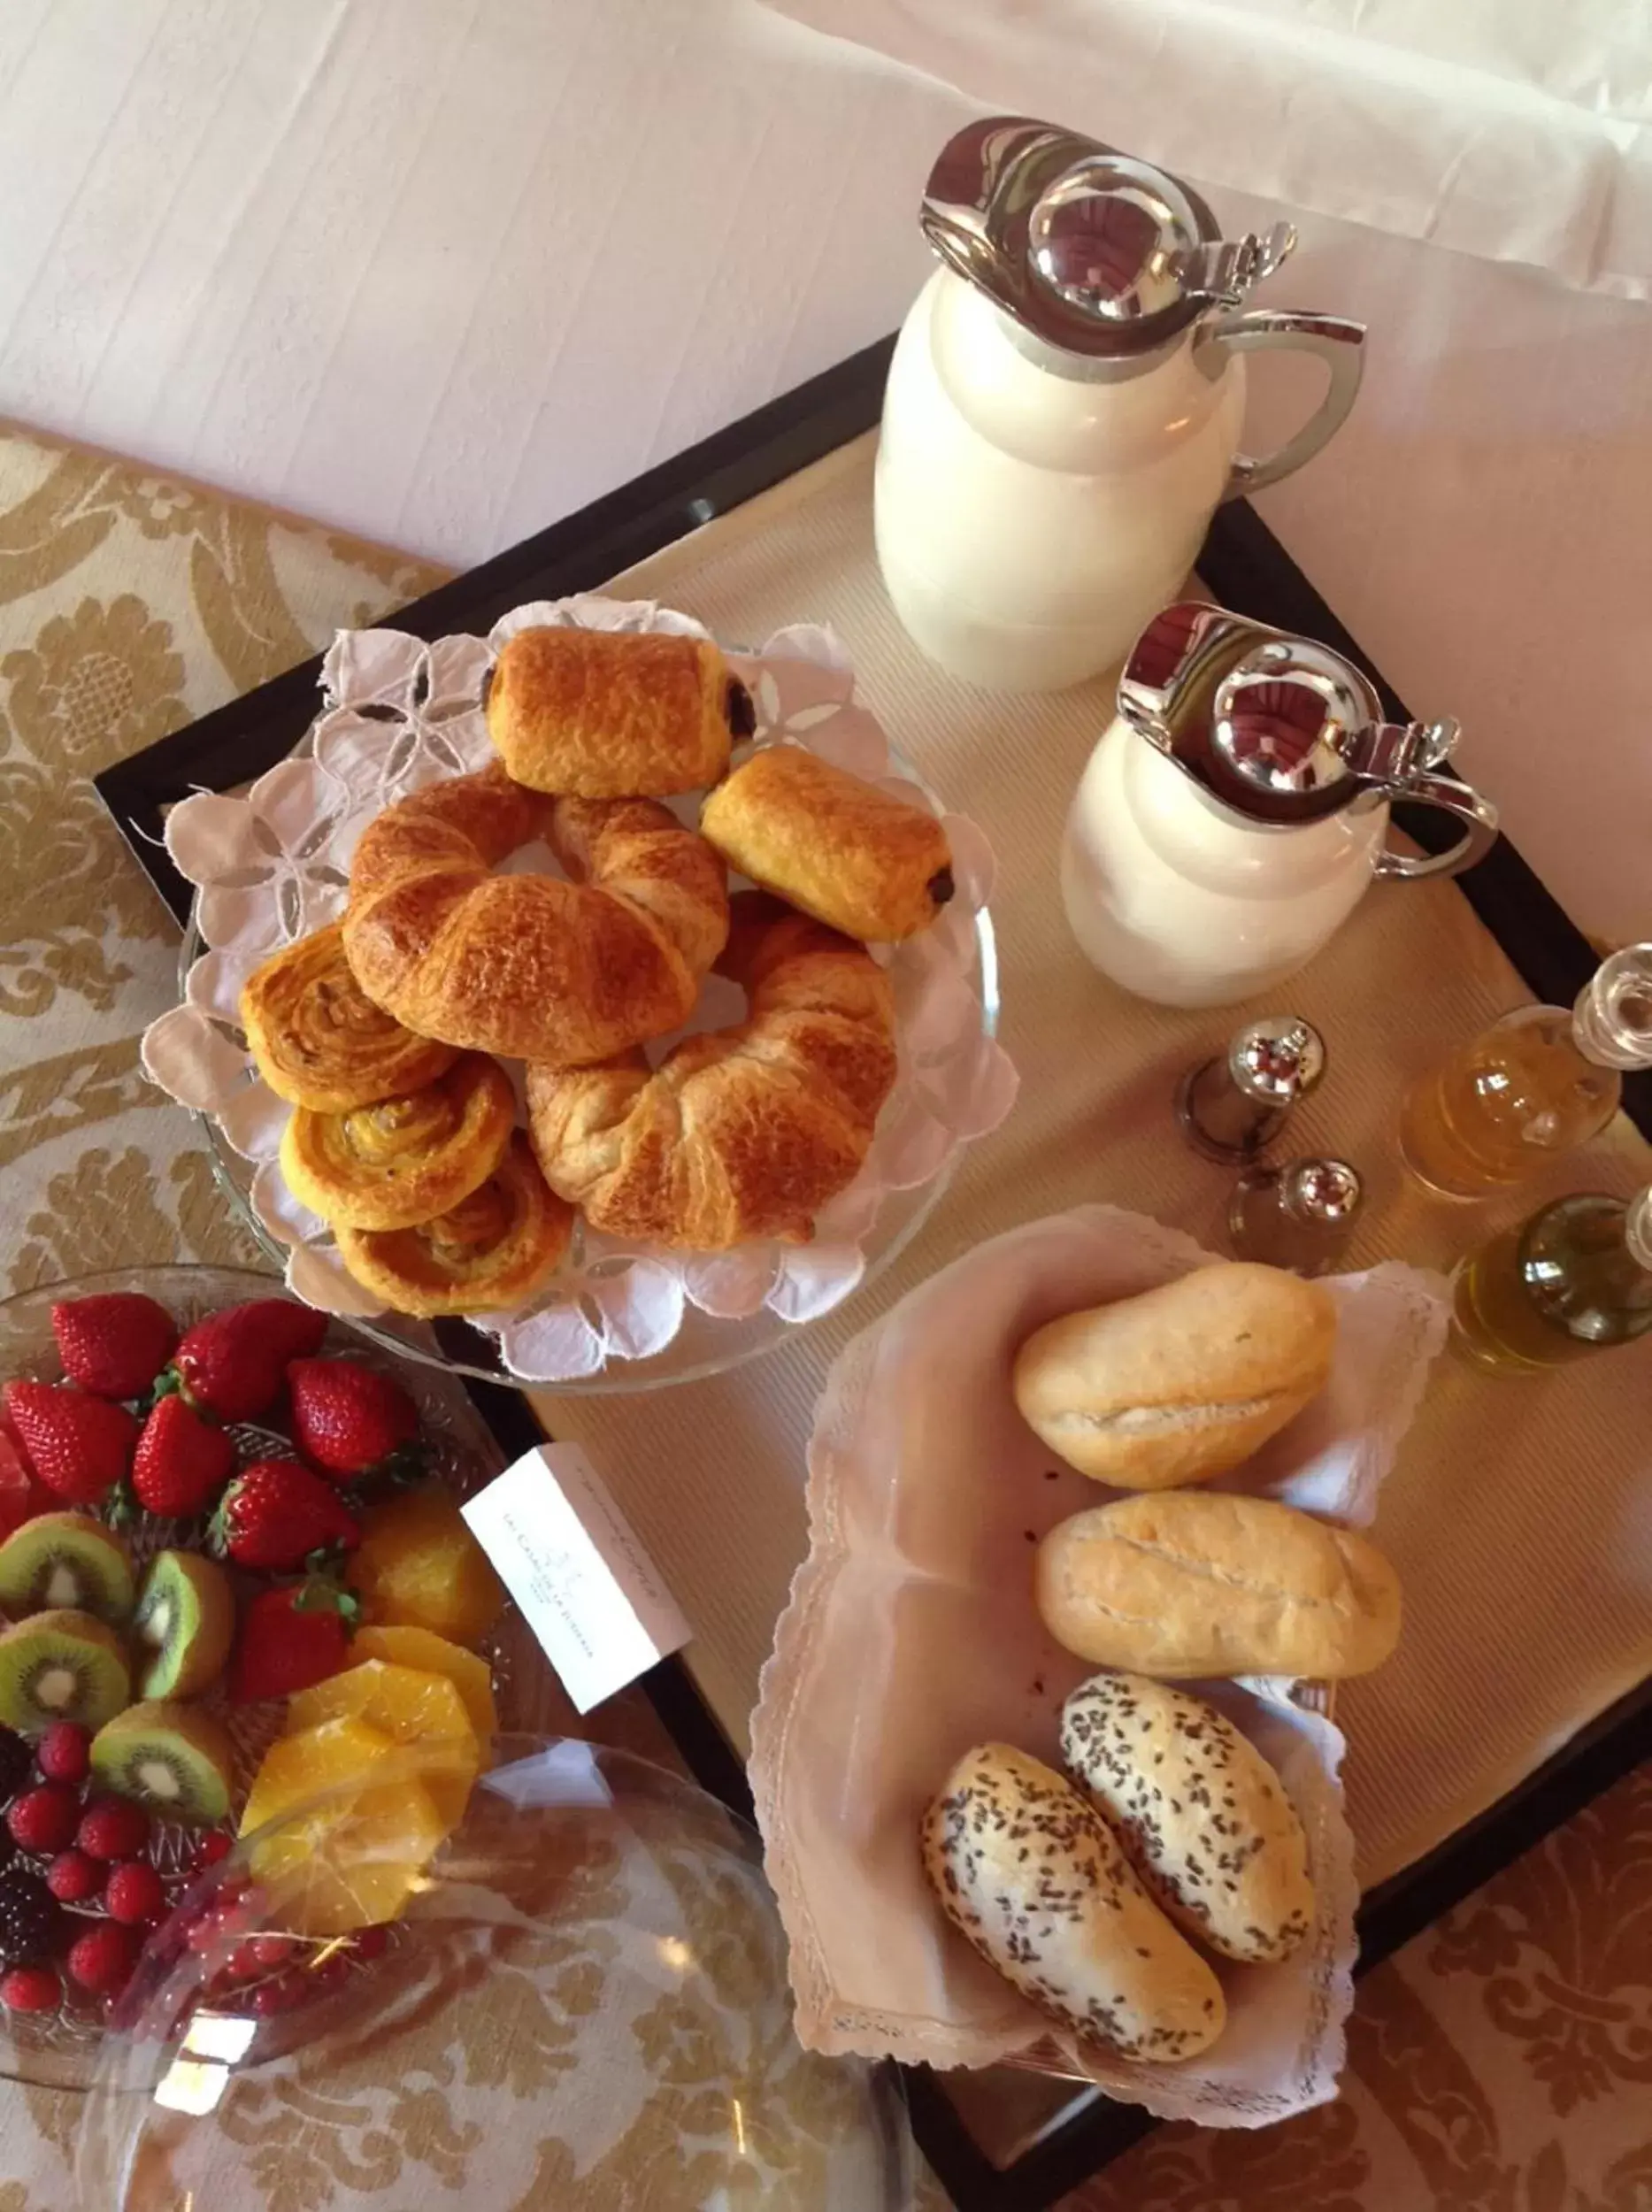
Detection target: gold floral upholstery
<box><xmin>0</xmin><ymin>416</ymin><xmax>1642</xmax><ymax>2208</ymax></box>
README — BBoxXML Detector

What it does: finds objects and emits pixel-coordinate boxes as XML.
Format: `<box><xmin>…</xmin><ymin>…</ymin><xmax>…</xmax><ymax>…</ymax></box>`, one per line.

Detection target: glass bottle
<box><xmin>1450</xmin><ymin>1186</ymin><xmax>1652</xmax><ymax>1374</ymax></box>
<box><xmin>1399</xmin><ymin>944</ymin><xmax>1652</xmax><ymax>1199</ymax></box>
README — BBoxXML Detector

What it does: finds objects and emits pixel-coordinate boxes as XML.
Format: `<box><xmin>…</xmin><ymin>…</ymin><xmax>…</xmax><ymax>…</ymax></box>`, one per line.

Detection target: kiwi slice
<box><xmin>0</xmin><ymin>1513</ymin><xmax>134</xmax><ymax>1627</ymax></box>
<box><xmin>0</xmin><ymin>1609</ymin><xmax>130</xmax><ymax>1732</ymax></box>
<box><xmin>133</xmin><ymin>1551</ymin><xmax>234</xmax><ymax>1700</ymax></box>
<box><xmin>90</xmin><ymin>1699</ymin><xmax>236</xmax><ymax>1824</ymax></box>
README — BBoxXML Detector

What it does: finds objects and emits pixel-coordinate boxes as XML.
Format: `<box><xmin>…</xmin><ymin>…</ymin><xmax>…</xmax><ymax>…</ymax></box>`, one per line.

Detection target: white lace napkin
<box><xmin>749</xmin><ymin>1204</ymin><xmax>1449</xmax><ymax>2124</ymax></box>
<box><xmin>141</xmin><ymin>598</ymin><xmax>1016</xmax><ymax>1383</ymax></box>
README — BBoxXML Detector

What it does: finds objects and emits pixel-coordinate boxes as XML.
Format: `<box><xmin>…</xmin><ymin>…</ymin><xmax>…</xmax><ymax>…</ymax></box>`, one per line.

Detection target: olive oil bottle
<box><xmin>1400</xmin><ymin>945</ymin><xmax>1652</xmax><ymax>1199</ymax></box>
<box><xmin>1451</xmin><ymin>1187</ymin><xmax>1652</xmax><ymax>1374</ymax></box>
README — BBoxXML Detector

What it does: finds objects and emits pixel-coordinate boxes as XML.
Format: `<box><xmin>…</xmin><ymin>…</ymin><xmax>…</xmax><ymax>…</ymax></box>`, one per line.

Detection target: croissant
<box><xmin>699</xmin><ymin>745</ymin><xmax>954</xmax><ymax>942</ymax></box>
<box><xmin>526</xmin><ymin>893</ymin><xmax>897</xmax><ymax>1250</ymax></box>
<box><xmin>334</xmin><ymin>1133</ymin><xmax>573</xmax><ymax>1316</ymax></box>
<box><xmin>487</xmin><ymin>626</ymin><xmax>753</xmax><ymax>796</ymax></box>
<box><xmin>240</xmin><ymin>924</ymin><xmax>457</xmax><ymax>1110</ymax></box>
<box><xmin>280</xmin><ymin>1053</ymin><xmax>516</xmax><ymax>1231</ymax></box>
<box><xmin>342</xmin><ymin>761</ymin><xmax>729</xmax><ymax>1066</ymax></box>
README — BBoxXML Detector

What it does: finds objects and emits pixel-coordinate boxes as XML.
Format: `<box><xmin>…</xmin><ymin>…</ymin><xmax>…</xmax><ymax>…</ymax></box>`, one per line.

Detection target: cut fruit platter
<box><xmin>0</xmin><ymin>1263</ymin><xmax>560</xmax><ymax>2090</ymax></box>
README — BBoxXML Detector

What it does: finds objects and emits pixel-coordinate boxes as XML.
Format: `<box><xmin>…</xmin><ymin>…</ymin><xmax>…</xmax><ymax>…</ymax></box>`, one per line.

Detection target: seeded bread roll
<box><xmin>1013</xmin><ymin>1263</ymin><xmax>1336</xmax><ymax>1489</ymax></box>
<box><xmin>1061</xmin><ymin>1671</ymin><xmax>1315</xmax><ymax>1963</ymax></box>
<box><xmin>1036</xmin><ymin>1493</ymin><xmax>1402</xmax><ymax>1679</ymax></box>
<box><xmin>922</xmin><ymin>1742</ymin><xmax>1226</xmax><ymax>2063</ymax></box>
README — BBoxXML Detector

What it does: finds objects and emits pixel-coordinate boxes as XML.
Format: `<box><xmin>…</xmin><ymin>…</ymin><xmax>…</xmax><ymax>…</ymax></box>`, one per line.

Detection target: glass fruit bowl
<box><xmin>76</xmin><ymin>1736</ymin><xmax>916</xmax><ymax>2211</ymax></box>
<box><xmin>0</xmin><ymin>1263</ymin><xmax>566</xmax><ymax>2091</ymax></box>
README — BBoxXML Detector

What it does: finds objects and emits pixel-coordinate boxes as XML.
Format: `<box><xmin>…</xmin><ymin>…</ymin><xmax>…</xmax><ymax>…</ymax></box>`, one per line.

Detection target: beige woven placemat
<box><xmin>528</xmin><ymin>434</ymin><xmax>1650</xmax><ymax>1890</ymax></box>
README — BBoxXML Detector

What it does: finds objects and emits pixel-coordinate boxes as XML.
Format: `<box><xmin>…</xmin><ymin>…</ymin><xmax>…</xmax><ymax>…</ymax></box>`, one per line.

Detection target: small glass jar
<box><xmin>1228</xmin><ymin>1156</ymin><xmax>1364</xmax><ymax>1276</ymax></box>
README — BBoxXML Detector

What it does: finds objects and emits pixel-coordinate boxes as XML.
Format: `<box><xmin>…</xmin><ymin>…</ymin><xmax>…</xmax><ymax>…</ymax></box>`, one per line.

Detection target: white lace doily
<box><xmin>141</xmin><ymin>598</ymin><xmax>1017</xmax><ymax>1385</ymax></box>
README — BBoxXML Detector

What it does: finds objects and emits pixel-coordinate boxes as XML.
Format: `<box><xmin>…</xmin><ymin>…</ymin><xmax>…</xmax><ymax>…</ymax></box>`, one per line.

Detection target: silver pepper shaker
<box><xmin>1229</xmin><ymin>1156</ymin><xmax>1364</xmax><ymax>1275</ymax></box>
<box><xmin>1176</xmin><ymin>1017</ymin><xmax>1326</xmax><ymax>1164</ymax></box>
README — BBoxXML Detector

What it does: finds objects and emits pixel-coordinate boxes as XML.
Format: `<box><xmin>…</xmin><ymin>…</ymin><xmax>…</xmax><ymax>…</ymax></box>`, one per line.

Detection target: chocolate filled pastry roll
<box><xmin>486</xmin><ymin>625</ymin><xmax>751</xmax><ymax>797</ymax></box>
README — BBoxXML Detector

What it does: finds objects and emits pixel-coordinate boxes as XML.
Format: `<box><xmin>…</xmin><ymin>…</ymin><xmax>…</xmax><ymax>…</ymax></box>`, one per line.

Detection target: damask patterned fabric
<box><xmin>0</xmin><ymin>419</ymin><xmax>1643</xmax><ymax>2208</ymax></box>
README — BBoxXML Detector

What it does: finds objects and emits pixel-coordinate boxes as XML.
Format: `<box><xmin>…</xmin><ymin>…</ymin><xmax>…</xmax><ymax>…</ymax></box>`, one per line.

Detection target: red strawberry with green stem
<box><xmin>161</xmin><ymin>1300</ymin><xmax>328</xmax><ymax>1425</ymax></box>
<box><xmin>126</xmin><ymin>1394</ymin><xmax>235</xmax><ymax>1522</ymax></box>
<box><xmin>3</xmin><ymin>1382</ymin><xmax>136</xmax><ymax>1507</ymax></box>
<box><xmin>286</xmin><ymin>1358</ymin><xmax>422</xmax><ymax>1483</ymax></box>
<box><xmin>211</xmin><ymin>1459</ymin><xmax>359</xmax><ymax>1573</ymax></box>
<box><xmin>50</xmin><ymin>1293</ymin><xmax>177</xmax><ymax>1402</ymax></box>
<box><xmin>231</xmin><ymin>1579</ymin><xmax>358</xmax><ymax>1702</ymax></box>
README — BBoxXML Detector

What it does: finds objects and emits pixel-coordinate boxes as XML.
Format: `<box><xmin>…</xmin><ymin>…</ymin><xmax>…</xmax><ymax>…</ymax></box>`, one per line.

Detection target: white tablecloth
<box><xmin>1</xmin><ymin>0</ymin><xmax>1648</xmax><ymax>946</ymax></box>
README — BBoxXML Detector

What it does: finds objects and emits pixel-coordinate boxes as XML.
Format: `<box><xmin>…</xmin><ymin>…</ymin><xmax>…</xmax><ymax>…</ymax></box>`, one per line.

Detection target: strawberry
<box><xmin>287</xmin><ymin>1358</ymin><xmax>422</xmax><ymax>1482</ymax></box>
<box><xmin>7</xmin><ymin>1786</ymin><xmax>81</xmax><ymax>1857</ymax></box>
<box><xmin>212</xmin><ymin>1459</ymin><xmax>359</xmax><ymax>1573</ymax></box>
<box><xmin>50</xmin><ymin>1293</ymin><xmax>176</xmax><ymax>1402</ymax></box>
<box><xmin>35</xmin><ymin>1722</ymin><xmax>91</xmax><ymax>1787</ymax></box>
<box><xmin>128</xmin><ymin>1394</ymin><xmax>235</xmax><ymax>1521</ymax></box>
<box><xmin>46</xmin><ymin>1850</ymin><xmax>104</xmax><ymax>1904</ymax></box>
<box><xmin>76</xmin><ymin>1797</ymin><xmax>150</xmax><ymax>1863</ymax></box>
<box><xmin>104</xmin><ymin>1862</ymin><xmax>165</xmax><ymax>1926</ymax></box>
<box><xmin>192</xmin><ymin>1832</ymin><xmax>233</xmax><ymax>1875</ymax></box>
<box><xmin>0</xmin><ymin>1417</ymin><xmax>40</xmax><ymax>1538</ymax></box>
<box><xmin>0</xmin><ymin>1963</ymin><xmax>60</xmax><ymax>2013</ymax></box>
<box><xmin>3</xmin><ymin>1382</ymin><xmax>135</xmax><ymax>1506</ymax></box>
<box><xmin>66</xmin><ymin>1920</ymin><xmax>140</xmax><ymax>1996</ymax></box>
<box><xmin>230</xmin><ymin>1579</ymin><xmax>357</xmax><ymax>1703</ymax></box>
<box><xmin>163</xmin><ymin>1300</ymin><xmax>328</xmax><ymax>1424</ymax></box>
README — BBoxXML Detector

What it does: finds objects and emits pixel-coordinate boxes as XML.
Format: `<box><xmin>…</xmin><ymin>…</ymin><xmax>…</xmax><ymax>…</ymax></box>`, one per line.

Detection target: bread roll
<box><xmin>1036</xmin><ymin>1493</ymin><xmax>1402</xmax><ymax>1680</ymax></box>
<box><xmin>487</xmin><ymin>625</ymin><xmax>748</xmax><ymax>797</ymax></box>
<box><xmin>1013</xmin><ymin>1263</ymin><xmax>1336</xmax><ymax>1489</ymax></box>
<box><xmin>699</xmin><ymin>746</ymin><xmax>954</xmax><ymax>942</ymax></box>
<box><xmin>922</xmin><ymin>1742</ymin><xmax>1226</xmax><ymax>2063</ymax></box>
<box><xmin>1061</xmin><ymin>1671</ymin><xmax>1315</xmax><ymax>1962</ymax></box>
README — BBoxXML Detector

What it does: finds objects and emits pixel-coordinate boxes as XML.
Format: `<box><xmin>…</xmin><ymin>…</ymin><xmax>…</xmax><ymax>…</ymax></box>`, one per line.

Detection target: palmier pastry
<box><xmin>342</xmin><ymin>762</ymin><xmax>729</xmax><ymax>1066</ymax></box>
<box><xmin>280</xmin><ymin>1053</ymin><xmax>516</xmax><ymax>1231</ymax></box>
<box><xmin>334</xmin><ymin>1133</ymin><xmax>572</xmax><ymax>1316</ymax></box>
<box><xmin>527</xmin><ymin>893</ymin><xmax>896</xmax><ymax>1249</ymax></box>
<box><xmin>240</xmin><ymin>924</ymin><xmax>457</xmax><ymax>1110</ymax></box>
<box><xmin>699</xmin><ymin>746</ymin><xmax>954</xmax><ymax>942</ymax></box>
<box><xmin>486</xmin><ymin>625</ymin><xmax>753</xmax><ymax>796</ymax></box>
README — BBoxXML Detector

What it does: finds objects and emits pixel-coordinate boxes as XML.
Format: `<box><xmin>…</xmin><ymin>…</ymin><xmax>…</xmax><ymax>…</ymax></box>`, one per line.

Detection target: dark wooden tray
<box><xmin>96</xmin><ymin>335</ymin><xmax>1651</xmax><ymax>2212</ymax></box>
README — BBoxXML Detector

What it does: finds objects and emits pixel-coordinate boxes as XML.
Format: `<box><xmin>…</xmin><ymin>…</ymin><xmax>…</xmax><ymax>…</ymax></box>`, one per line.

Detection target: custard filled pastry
<box><xmin>334</xmin><ymin>1133</ymin><xmax>572</xmax><ymax>1316</ymax></box>
<box><xmin>241</xmin><ymin>924</ymin><xmax>457</xmax><ymax>1111</ymax></box>
<box><xmin>342</xmin><ymin>763</ymin><xmax>729</xmax><ymax>1066</ymax></box>
<box><xmin>699</xmin><ymin>746</ymin><xmax>954</xmax><ymax>942</ymax></box>
<box><xmin>280</xmin><ymin>1054</ymin><xmax>516</xmax><ymax>1232</ymax></box>
<box><xmin>527</xmin><ymin>893</ymin><xmax>896</xmax><ymax>1249</ymax></box>
<box><xmin>486</xmin><ymin>625</ymin><xmax>753</xmax><ymax>797</ymax></box>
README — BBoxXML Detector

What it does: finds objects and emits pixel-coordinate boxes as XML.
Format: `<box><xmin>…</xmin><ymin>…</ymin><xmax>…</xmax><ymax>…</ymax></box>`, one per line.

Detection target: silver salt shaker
<box><xmin>1176</xmin><ymin>1016</ymin><xmax>1325</xmax><ymax>1164</ymax></box>
<box><xmin>1229</xmin><ymin>1156</ymin><xmax>1364</xmax><ymax>1275</ymax></box>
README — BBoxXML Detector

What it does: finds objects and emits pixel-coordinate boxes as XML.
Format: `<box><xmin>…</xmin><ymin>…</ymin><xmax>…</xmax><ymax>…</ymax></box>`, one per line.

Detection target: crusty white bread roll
<box><xmin>922</xmin><ymin>1742</ymin><xmax>1226</xmax><ymax>2063</ymax></box>
<box><xmin>1012</xmin><ymin>1263</ymin><xmax>1336</xmax><ymax>1489</ymax></box>
<box><xmin>1061</xmin><ymin>1671</ymin><xmax>1316</xmax><ymax>1963</ymax></box>
<box><xmin>1036</xmin><ymin>1493</ymin><xmax>1402</xmax><ymax>1680</ymax></box>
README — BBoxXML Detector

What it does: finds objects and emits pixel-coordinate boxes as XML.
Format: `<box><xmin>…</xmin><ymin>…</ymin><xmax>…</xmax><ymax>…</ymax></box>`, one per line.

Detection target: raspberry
<box><xmin>7</xmin><ymin>1785</ymin><xmax>81</xmax><ymax>1856</ymax></box>
<box><xmin>76</xmin><ymin>1796</ymin><xmax>150</xmax><ymax>1862</ymax></box>
<box><xmin>65</xmin><ymin>1921</ymin><xmax>141</xmax><ymax>1996</ymax></box>
<box><xmin>0</xmin><ymin>1963</ymin><xmax>61</xmax><ymax>2013</ymax></box>
<box><xmin>46</xmin><ymin>1850</ymin><xmax>104</xmax><ymax>1904</ymax></box>
<box><xmin>35</xmin><ymin>1723</ymin><xmax>91</xmax><ymax>1787</ymax></box>
<box><xmin>104</xmin><ymin>1862</ymin><xmax>165</xmax><ymax>1926</ymax></box>
<box><xmin>192</xmin><ymin>1832</ymin><xmax>233</xmax><ymax>1874</ymax></box>
<box><xmin>0</xmin><ymin>1866</ymin><xmax>66</xmax><ymax>1966</ymax></box>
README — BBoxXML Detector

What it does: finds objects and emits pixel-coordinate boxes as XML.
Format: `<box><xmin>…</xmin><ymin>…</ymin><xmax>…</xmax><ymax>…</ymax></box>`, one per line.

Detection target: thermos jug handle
<box><xmin>1195</xmin><ymin>310</ymin><xmax>1366</xmax><ymax>499</ymax></box>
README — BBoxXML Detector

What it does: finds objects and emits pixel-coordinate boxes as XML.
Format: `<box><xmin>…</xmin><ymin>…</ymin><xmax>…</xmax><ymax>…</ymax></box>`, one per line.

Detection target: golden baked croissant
<box><xmin>487</xmin><ymin>625</ymin><xmax>752</xmax><ymax>796</ymax></box>
<box><xmin>526</xmin><ymin>893</ymin><xmax>897</xmax><ymax>1249</ymax></box>
<box><xmin>334</xmin><ymin>1133</ymin><xmax>572</xmax><ymax>1315</ymax></box>
<box><xmin>342</xmin><ymin>762</ymin><xmax>729</xmax><ymax>1066</ymax></box>
<box><xmin>240</xmin><ymin>924</ymin><xmax>457</xmax><ymax>1110</ymax></box>
<box><xmin>699</xmin><ymin>746</ymin><xmax>954</xmax><ymax>942</ymax></box>
<box><xmin>280</xmin><ymin>1053</ymin><xmax>516</xmax><ymax>1231</ymax></box>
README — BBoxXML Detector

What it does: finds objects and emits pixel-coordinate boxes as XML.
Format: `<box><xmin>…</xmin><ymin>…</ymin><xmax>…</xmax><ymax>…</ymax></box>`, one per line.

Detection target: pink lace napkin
<box><xmin>749</xmin><ymin>1204</ymin><xmax>1448</xmax><ymax>2125</ymax></box>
